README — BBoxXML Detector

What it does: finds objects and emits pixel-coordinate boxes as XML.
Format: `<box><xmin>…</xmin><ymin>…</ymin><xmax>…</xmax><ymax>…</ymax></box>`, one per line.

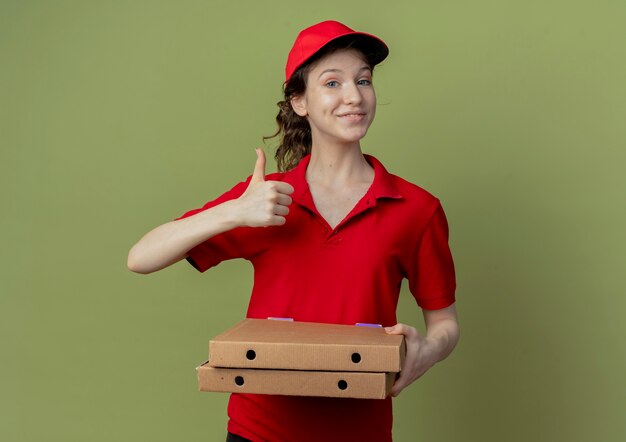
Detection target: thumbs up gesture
<box><xmin>236</xmin><ymin>149</ymin><xmax>295</xmax><ymax>228</ymax></box>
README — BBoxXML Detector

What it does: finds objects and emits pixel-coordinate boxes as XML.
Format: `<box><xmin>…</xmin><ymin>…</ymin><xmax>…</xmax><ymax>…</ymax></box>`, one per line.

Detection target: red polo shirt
<box><xmin>175</xmin><ymin>152</ymin><xmax>456</xmax><ymax>442</ymax></box>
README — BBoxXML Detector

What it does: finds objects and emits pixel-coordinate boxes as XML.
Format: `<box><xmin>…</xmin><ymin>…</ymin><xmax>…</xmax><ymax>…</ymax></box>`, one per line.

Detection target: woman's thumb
<box><xmin>251</xmin><ymin>148</ymin><xmax>266</xmax><ymax>182</ymax></box>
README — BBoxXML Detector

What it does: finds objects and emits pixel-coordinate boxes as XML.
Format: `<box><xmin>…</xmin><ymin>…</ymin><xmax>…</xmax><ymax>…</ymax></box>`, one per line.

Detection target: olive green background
<box><xmin>2</xmin><ymin>1</ymin><xmax>625</xmax><ymax>441</ymax></box>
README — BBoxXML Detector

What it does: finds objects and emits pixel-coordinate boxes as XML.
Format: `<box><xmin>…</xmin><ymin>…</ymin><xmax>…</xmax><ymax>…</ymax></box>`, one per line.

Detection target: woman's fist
<box><xmin>235</xmin><ymin>149</ymin><xmax>295</xmax><ymax>228</ymax></box>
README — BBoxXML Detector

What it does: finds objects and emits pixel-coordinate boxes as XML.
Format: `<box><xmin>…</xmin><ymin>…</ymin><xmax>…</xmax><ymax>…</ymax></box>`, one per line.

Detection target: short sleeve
<box><xmin>406</xmin><ymin>201</ymin><xmax>457</xmax><ymax>310</ymax></box>
<box><xmin>174</xmin><ymin>175</ymin><xmax>256</xmax><ymax>272</ymax></box>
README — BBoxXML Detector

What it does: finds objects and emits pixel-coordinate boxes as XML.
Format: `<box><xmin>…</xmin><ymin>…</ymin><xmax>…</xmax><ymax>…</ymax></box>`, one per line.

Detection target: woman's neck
<box><xmin>306</xmin><ymin>143</ymin><xmax>374</xmax><ymax>189</ymax></box>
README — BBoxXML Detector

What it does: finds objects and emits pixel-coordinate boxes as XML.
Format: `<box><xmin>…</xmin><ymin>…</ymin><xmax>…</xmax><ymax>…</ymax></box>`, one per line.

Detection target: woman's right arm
<box><xmin>127</xmin><ymin>148</ymin><xmax>294</xmax><ymax>274</ymax></box>
<box><xmin>127</xmin><ymin>199</ymin><xmax>244</xmax><ymax>274</ymax></box>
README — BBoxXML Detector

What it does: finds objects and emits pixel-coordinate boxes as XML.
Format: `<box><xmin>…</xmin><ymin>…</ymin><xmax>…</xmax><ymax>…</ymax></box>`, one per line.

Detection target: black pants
<box><xmin>226</xmin><ymin>432</ymin><xmax>253</xmax><ymax>442</ymax></box>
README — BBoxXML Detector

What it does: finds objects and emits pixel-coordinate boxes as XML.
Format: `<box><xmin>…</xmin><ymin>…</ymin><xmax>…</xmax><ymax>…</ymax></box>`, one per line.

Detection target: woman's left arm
<box><xmin>384</xmin><ymin>303</ymin><xmax>460</xmax><ymax>397</ymax></box>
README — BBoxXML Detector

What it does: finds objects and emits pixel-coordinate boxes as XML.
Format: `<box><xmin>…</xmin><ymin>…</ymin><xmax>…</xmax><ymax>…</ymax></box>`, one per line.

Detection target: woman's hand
<box><xmin>384</xmin><ymin>323</ymin><xmax>440</xmax><ymax>397</ymax></box>
<box><xmin>234</xmin><ymin>149</ymin><xmax>295</xmax><ymax>228</ymax></box>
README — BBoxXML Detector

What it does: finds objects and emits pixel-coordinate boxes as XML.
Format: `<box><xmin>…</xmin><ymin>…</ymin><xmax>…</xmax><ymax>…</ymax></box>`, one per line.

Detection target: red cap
<box><xmin>285</xmin><ymin>20</ymin><xmax>389</xmax><ymax>82</ymax></box>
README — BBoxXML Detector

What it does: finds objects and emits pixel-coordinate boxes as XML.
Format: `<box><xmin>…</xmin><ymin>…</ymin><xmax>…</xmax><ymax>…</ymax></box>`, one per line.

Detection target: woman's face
<box><xmin>291</xmin><ymin>48</ymin><xmax>376</xmax><ymax>147</ymax></box>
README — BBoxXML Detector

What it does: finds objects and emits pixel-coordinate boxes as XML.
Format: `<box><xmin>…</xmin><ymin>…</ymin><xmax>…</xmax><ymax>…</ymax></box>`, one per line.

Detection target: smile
<box><xmin>338</xmin><ymin>113</ymin><xmax>366</xmax><ymax>122</ymax></box>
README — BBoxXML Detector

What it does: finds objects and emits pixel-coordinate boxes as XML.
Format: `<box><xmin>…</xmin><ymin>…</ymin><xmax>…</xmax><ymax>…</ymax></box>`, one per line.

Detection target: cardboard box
<box><xmin>196</xmin><ymin>361</ymin><xmax>397</xmax><ymax>399</ymax></box>
<box><xmin>208</xmin><ymin>319</ymin><xmax>406</xmax><ymax>372</ymax></box>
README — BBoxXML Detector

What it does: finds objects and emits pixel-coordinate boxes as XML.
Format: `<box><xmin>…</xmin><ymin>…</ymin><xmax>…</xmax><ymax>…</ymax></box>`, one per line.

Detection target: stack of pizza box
<box><xmin>196</xmin><ymin>318</ymin><xmax>406</xmax><ymax>399</ymax></box>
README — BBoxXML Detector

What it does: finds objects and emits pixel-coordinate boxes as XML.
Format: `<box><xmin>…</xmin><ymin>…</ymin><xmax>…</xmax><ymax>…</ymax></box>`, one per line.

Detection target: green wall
<box><xmin>2</xmin><ymin>1</ymin><xmax>625</xmax><ymax>441</ymax></box>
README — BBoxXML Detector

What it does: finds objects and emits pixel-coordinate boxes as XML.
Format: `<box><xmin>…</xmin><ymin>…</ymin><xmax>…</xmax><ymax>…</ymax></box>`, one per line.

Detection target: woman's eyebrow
<box><xmin>318</xmin><ymin>66</ymin><xmax>371</xmax><ymax>79</ymax></box>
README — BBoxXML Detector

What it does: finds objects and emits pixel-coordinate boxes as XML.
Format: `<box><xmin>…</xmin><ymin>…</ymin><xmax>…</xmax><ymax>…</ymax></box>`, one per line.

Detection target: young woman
<box><xmin>128</xmin><ymin>20</ymin><xmax>460</xmax><ymax>442</ymax></box>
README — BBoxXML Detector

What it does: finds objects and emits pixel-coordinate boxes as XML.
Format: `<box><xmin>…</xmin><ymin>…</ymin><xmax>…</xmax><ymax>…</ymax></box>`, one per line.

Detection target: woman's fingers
<box><xmin>273</xmin><ymin>204</ymin><xmax>290</xmax><ymax>216</ymax></box>
<box><xmin>269</xmin><ymin>215</ymin><xmax>287</xmax><ymax>226</ymax></box>
<box><xmin>275</xmin><ymin>193</ymin><xmax>293</xmax><ymax>206</ymax></box>
<box><xmin>385</xmin><ymin>323</ymin><xmax>418</xmax><ymax>339</ymax></box>
<box><xmin>270</xmin><ymin>181</ymin><xmax>295</xmax><ymax>195</ymax></box>
<box><xmin>237</xmin><ymin>180</ymin><xmax>295</xmax><ymax>227</ymax></box>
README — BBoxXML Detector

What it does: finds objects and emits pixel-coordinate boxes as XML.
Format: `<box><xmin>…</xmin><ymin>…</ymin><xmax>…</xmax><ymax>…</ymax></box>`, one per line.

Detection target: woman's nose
<box><xmin>343</xmin><ymin>82</ymin><xmax>363</xmax><ymax>104</ymax></box>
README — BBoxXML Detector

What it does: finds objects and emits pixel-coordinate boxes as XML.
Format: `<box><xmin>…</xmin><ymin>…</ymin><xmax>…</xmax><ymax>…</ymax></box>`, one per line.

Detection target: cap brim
<box><xmin>326</xmin><ymin>32</ymin><xmax>389</xmax><ymax>65</ymax></box>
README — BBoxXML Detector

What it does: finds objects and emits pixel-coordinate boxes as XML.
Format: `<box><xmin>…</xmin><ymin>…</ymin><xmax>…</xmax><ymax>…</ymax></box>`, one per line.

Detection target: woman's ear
<box><xmin>290</xmin><ymin>94</ymin><xmax>308</xmax><ymax>117</ymax></box>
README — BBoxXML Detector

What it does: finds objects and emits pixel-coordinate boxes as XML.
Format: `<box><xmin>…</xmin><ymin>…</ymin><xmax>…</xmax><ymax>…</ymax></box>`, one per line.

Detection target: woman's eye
<box><xmin>326</xmin><ymin>80</ymin><xmax>339</xmax><ymax>87</ymax></box>
<box><xmin>358</xmin><ymin>79</ymin><xmax>372</xmax><ymax>86</ymax></box>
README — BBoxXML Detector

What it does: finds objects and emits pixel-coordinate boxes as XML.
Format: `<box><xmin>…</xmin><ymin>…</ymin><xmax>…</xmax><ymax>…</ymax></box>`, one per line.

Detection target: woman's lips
<box><xmin>338</xmin><ymin>113</ymin><xmax>366</xmax><ymax>123</ymax></box>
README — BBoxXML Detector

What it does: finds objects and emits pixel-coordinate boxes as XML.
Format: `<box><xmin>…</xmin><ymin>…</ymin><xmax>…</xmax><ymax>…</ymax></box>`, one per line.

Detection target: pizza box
<box><xmin>196</xmin><ymin>360</ymin><xmax>397</xmax><ymax>399</ymax></box>
<box><xmin>208</xmin><ymin>318</ymin><xmax>406</xmax><ymax>372</ymax></box>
